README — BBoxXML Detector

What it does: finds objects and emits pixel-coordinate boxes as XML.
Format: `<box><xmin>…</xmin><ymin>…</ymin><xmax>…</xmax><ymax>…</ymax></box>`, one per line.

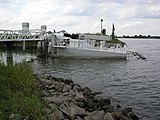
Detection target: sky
<box><xmin>0</xmin><ymin>0</ymin><xmax>160</xmax><ymax>36</ymax></box>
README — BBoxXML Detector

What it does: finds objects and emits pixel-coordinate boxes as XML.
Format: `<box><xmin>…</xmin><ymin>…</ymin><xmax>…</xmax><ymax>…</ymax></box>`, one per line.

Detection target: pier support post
<box><xmin>23</xmin><ymin>41</ymin><xmax>26</xmax><ymax>50</ymax></box>
<box><xmin>6</xmin><ymin>42</ymin><xmax>13</xmax><ymax>65</ymax></box>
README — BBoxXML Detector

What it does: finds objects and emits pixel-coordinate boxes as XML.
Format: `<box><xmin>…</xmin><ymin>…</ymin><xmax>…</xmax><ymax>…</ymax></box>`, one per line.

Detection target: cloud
<box><xmin>0</xmin><ymin>0</ymin><xmax>159</xmax><ymax>35</ymax></box>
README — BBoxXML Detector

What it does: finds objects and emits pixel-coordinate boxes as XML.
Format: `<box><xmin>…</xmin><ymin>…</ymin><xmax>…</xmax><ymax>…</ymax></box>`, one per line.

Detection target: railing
<box><xmin>53</xmin><ymin>38</ymin><xmax>127</xmax><ymax>53</ymax></box>
<box><xmin>0</xmin><ymin>29</ymin><xmax>45</xmax><ymax>41</ymax></box>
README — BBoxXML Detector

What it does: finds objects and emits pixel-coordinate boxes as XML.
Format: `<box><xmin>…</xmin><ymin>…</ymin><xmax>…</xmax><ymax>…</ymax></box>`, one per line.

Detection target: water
<box><xmin>1</xmin><ymin>39</ymin><xmax>160</xmax><ymax>120</ymax></box>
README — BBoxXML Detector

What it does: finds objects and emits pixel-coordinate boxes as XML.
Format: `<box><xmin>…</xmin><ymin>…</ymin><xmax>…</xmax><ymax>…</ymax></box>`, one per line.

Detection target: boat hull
<box><xmin>49</xmin><ymin>46</ymin><xmax>127</xmax><ymax>59</ymax></box>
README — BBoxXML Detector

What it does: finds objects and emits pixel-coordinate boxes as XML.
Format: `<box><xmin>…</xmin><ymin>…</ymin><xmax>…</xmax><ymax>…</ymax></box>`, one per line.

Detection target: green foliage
<box><xmin>0</xmin><ymin>63</ymin><xmax>45</xmax><ymax>120</ymax></box>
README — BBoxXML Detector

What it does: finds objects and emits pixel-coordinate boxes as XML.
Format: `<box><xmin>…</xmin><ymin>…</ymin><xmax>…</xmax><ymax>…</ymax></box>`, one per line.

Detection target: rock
<box><xmin>47</xmin><ymin>84</ymin><xmax>56</xmax><ymax>90</ymax></box>
<box><xmin>74</xmin><ymin>92</ymin><xmax>87</xmax><ymax>103</ymax></box>
<box><xmin>64</xmin><ymin>79</ymin><xmax>74</xmax><ymax>85</ymax></box>
<box><xmin>73</xmin><ymin>85</ymin><xmax>81</xmax><ymax>93</ymax></box>
<box><xmin>83</xmin><ymin>87</ymin><xmax>92</xmax><ymax>97</ymax></box>
<box><xmin>75</xmin><ymin>116</ymin><xmax>83</xmax><ymax>120</ymax></box>
<box><xmin>88</xmin><ymin>110</ymin><xmax>105</xmax><ymax>120</ymax></box>
<box><xmin>103</xmin><ymin>113</ymin><xmax>113</xmax><ymax>120</ymax></box>
<box><xmin>42</xmin><ymin>107</ymin><xmax>52</xmax><ymax>115</ymax></box>
<box><xmin>57</xmin><ymin>78</ymin><xmax>64</xmax><ymax>82</ymax></box>
<box><xmin>86</xmin><ymin>98</ymin><xmax>94</xmax><ymax>108</ymax></box>
<box><xmin>84</xmin><ymin>116</ymin><xmax>91</xmax><ymax>120</ymax></box>
<box><xmin>9</xmin><ymin>113</ymin><xmax>24</xmax><ymax>120</ymax></box>
<box><xmin>99</xmin><ymin>98</ymin><xmax>111</xmax><ymax>107</ymax></box>
<box><xmin>102</xmin><ymin>105</ymin><xmax>115</xmax><ymax>112</ymax></box>
<box><xmin>63</xmin><ymin>92</ymin><xmax>70</xmax><ymax>96</ymax></box>
<box><xmin>40</xmin><ymin>78</ymin><xmax>52</xmax><ymax>84</ymax></box>
<box><xmin>68</xmin><ymin>90</ymin><xmax>76</xmax><ymax>98</ymax></box>
<box><xmin>43</xmin><ymin>96</ymin><xmax>64</xmax><ymax>105</ymax></box>
<box><xmin>111</xmin><ymin>112</ymin><xmax>121</xmax><ymax>120</ymax></box>
<box><xmin>41</xmin><ymin>90</ymin><xmax>50</xmax><ymax>96</ymax></box>
<box><xmin>129</xmin><ymin>112</ymin><xmax>139</xmax><ymax>120</ymax></box>
<box><xmin>60</xmin><ymin>104</ymin><xmax>76</xmax><ymax>119</ymax></box>
<box><xmin>122</xmin><ymin>108</ymin><xmax>132</xmax><ymax>116</ymax></box>
<box><xmin>49</xmin><ymin>110</ymin><xmax>64</xmax><ymax>120</ymax></box>
<box><xmin>91</xmin><ymin>91</ymin><xmax>102</xmax><ymax>96</ymax></box>
<box><xmin>55</xmin><ymin>82</ymin><xmax>65</xmax><ymax>92</ymax></box>
<box><xmin>69</xmin><ymin>102</ymin><xmax>86</xmax><ymax>117</ymax></box>
<box><xmin>75</xmin><ymin>101</ymin><xmax>85</xmax><ymax>108</ymax></box>
<box><xmin>63</xmin><ymin>84</ymin><xmax>72</xmax><ymax>92</ymax></box>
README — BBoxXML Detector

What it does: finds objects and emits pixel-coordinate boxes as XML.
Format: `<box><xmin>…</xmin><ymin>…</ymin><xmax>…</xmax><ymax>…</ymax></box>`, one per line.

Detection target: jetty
<box><xmin>0</xmin><ymin>23</ymin><xmax>50</xmax><ymax>62</ymax></box>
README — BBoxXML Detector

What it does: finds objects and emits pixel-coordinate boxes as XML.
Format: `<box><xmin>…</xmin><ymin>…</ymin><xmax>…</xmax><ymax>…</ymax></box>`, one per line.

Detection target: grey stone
<box><xmin>9</xmin><ymin>114</ymin><xmax>24</xmax><ymax>120</ymax></box>
<box><xmin>42</xmin><ymin>108</ymin><xmax>52</xmax><ymax>115</ymax></box>
<box><xmin>69</xmin><ymin>102</ymin><xmax>86</xmax><ymax>116</ymax></box>
<box><xmin>48</xmin><ymin>110</ymin><xmax>64</xmax><ymax>120</ymax></box>
<box><xmin>40</xmin><ymin>78</ymin><xmax>53</xmax><ymax>85</ymax></box>
<box><xmin>88</xmin><ymin>110</ymin><xmax>105</xmax><ymax>120</ymax></box>
<box><xmin>68</xmin><ymin>90</ymin><xmax>76</xmax><ymax>98</ymax></box>
<box><xmin>41</xmin><ymin>90</ymin><xmax>50</xmax><ymax>96</ymax></box>
<box><xmin>60</xmin><ymin>104</ymin><xmax>76</xmax><ymax>119</ymax></box>
<box><xmin>129</xmin><ymin>112</ymin><xmax>139</xmax><ymax>120</ymax></box>
<box><xmin>74</xmin><ymin>92</ymin><xmax>87</xmax><ymax>103</ymax></box>
<box><xmin>47</xmin><ymin>84</ymin><xmax>56</xmax><ymax>90</ymax></box>
<box><xmin>57</xmin><ymin>78</ymin><xmax>64</xmax><ymax>82</ymax></box>
<box><xmin>103</xmin><ymin>113</ymin><xmax>113</xmax><ymax>120</ymax></box>
<box><xmin>44</xmin><ymin>96</ymin><xmax>63</xmax><ymax>105</ymax></box>
<box><xmin>73</xmin><ymin>85</ymin><xmax>81</xmax><ymax>92</ymax></box>
<box><xmin>84</xmin><ymin>116</ymin><xmax>91</xmax><ymax>120</ymax></box>
<box><xmin>64</xmin><ymin>79</ymin><xmax>74</xmax><ymax>84</ymax></box>
<box><xmin>91</xmin><ymin>91</ymin><xmax>102</xmax><ymax>96</ymax></box>
<box><xmin>63</xmin><ymin>84</ymin><xmax>72</xmax><ymax>92</ymax></box>
<box><xmin>55</xmin><ymin>82</ymin><xmax>65</xmax><ymax>92</ymax></box>
<box><xmin>99</xmin><ymin>98</ymin><xmax>111</xmax><ymax>107</ymax></box>
<box><xmin>103</xmin><ymin>105</ymin><xmax>115</xmax><ymax>112</ymax></box>
<box><xmin>87</xmin><ymin>98</ymin><xmax>94</xmax><ymax>108</ymax></box>
<box><xmin>83</xmin><ymin>87</ymin><xmax>92</xmax><ymax>97</ymax></box>
<box><xmin>122</xmin><ymin>108</ymin><xmax>132</xmax><ymax>116</ymax></box>
<box><xmin>63</xmin><ymin>92</ymin><xmax>70</xmax><ymax>96</ymax></box>
<box><xmin>111</xmin><ymin>112</ymin><xmax>121</xmax><ymax>120</ymax></box>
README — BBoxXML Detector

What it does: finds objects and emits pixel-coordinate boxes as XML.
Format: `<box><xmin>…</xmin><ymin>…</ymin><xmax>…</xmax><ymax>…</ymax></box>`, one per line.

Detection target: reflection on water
<box><xmin>0</xmin><ymin>52</ymin><xmax>37</xmax><ymax>65</ymax></box>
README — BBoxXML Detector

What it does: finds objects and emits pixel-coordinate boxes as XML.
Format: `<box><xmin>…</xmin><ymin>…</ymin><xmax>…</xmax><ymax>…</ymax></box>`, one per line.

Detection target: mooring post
<box><xmin>44</xmin><ymin>38</ymin><xmax>48</xmax><ymax>57</ymax></box>
<box><xmin>23</xmin><ymin>41</ymin><xmax>25</xmax><ymax>50</ymax></box>
<box><xmin>6</xmin><ymin>42</ymin><xmax>13</xmax><ymax>65</ymax></box>
<box><xmin>41</xmin><ymin>40</ymin><xmax>43</xmax><ymax>57</ymax></box>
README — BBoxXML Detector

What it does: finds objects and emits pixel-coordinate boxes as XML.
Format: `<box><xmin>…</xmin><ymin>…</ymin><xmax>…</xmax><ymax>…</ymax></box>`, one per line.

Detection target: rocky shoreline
<box><xmin>36</xmin><ymin>74</ymin><xmax>139</xmax><ymax>120</ymax></box>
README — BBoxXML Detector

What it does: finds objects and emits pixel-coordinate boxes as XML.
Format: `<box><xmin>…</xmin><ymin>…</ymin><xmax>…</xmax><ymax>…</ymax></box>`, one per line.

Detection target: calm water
<box><xmin>1</xmin><ymin>39</ymin><xmax>160</xmax><ymax>120</ymax></box>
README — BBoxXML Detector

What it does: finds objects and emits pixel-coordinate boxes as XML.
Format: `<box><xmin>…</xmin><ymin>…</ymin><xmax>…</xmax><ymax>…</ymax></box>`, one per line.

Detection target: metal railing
<box><xmin>0</xmin><ymin>29</ymin><xmax>45</xmax><ymax>41</ymax></box>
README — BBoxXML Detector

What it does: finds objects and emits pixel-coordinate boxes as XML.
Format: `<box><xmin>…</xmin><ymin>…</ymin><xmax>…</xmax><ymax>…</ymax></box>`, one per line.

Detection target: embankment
<box><xmin>36</xmin><ymin>74</ymin><xmax>139</xmax><ymax>120</ymax></box>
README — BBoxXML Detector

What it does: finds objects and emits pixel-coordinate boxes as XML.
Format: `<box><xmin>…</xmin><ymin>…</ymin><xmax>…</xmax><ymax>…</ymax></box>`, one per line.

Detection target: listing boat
<box><xmin>48</xmin><ymin>31</ymin><xmax>128</xmax><ymax>59</ymax></box>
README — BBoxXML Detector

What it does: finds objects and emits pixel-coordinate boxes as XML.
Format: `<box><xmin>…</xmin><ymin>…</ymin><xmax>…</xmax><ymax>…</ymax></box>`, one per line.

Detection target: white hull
<box><xmin>49</xmin><ymin>46</ymin><xmax>127</xmax><ymax>59</ymax></box>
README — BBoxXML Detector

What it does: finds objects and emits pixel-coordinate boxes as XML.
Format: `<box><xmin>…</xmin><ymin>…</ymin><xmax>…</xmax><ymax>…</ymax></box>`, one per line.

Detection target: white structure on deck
<box><xmin>48</xmin><ymin>32</ymin><xmax>127</xmax><ymax>59</ymax></box>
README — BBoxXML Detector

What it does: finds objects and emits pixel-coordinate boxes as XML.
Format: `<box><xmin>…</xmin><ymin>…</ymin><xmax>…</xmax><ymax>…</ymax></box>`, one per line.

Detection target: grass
<box><xmin>0</xmin><ymin>62</ymin><xmax>45</xmax><ymax>120</ymax></box>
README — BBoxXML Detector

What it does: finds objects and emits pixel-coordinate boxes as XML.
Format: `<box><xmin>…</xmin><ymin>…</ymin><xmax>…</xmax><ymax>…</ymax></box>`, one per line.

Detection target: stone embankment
<box><xmin>36</xmin><ymin>74</ymin><xmax>139</xmax><ymax>120</ymax></box>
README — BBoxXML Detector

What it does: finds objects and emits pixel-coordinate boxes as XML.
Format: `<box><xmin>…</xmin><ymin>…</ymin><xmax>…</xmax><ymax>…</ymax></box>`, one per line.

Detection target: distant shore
<box><xmin>118</xmin><ymin>35</ymin><xmax>160</xmax><ymax>39</ymax></box>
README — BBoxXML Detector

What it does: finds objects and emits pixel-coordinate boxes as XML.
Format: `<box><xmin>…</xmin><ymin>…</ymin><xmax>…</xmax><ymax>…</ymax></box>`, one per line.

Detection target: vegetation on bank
<box><xmin>0</xmin><ymin>63</ymin><xmax>45</xmax><ymax>120</ymax></box>
<box><xmin>118</xmin><ymin>35</ymin><xmax>160</xmax><ymax>39</ymax></box>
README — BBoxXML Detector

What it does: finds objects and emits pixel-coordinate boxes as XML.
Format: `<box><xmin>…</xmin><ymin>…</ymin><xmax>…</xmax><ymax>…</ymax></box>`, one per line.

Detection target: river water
<box><xmin>0</xmin><ymin>38</ymin><xmax>160</xmax><ymax>120</ymax></box>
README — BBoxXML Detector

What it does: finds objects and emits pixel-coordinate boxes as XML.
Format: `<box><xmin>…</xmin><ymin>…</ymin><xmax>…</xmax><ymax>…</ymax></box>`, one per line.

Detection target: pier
<box><xmin>0</xmin><ymin>23</ymin><xmax>49</xmax><ymax>63</ymax></box>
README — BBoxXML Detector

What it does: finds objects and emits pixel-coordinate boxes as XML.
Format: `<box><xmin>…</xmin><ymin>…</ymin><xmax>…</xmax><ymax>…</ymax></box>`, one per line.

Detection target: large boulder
<box><xmin>63</xmin><ymin>84</ymin><xmax>72</xmax><ymax>92</ymax></box>
<box><xmin>86</xmin><ymin>110</ymin><xmax>105</xmax><ymax>120</ymax></box>
<box><xmin>103</xmin><ymin>113</ymin><xmax>113</xmax><ymax>120</ymax></box>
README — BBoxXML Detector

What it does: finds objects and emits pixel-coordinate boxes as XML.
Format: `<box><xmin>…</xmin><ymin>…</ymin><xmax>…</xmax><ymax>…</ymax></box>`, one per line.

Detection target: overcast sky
<box><xmin>0</xmin><ymin>0</ymin><xmax>160</xmax><ymax>36</ymax></box>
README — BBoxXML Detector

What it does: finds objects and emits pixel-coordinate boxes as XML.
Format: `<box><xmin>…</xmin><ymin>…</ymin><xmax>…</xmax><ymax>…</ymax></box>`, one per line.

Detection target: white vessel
<box><xmin>48</xmin><ymin>31</ymin><xmax>127</xmax><ymax>59</ymax></box>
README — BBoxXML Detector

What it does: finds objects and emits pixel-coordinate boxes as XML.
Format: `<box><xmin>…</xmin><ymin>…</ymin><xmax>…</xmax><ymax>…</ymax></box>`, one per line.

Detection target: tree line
<box><xmin>118</xmin><ymin>35</ymin><xmax>160</xmax><ymax>39</ymax></box>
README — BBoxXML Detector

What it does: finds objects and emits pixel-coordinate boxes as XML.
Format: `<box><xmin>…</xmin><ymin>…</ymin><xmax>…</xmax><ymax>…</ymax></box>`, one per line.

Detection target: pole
<box><xmin>23</xmin><ymin>41</ymin><xmax>25</xmax><ymax>50</ymax></box>
<box><xmin>101</xmin><ymin>19</ymin><xmax>103</xmax><ymax>34</ymax></box>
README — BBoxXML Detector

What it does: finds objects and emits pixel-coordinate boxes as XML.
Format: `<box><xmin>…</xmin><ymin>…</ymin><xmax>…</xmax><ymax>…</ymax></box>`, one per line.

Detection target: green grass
<box><xmin>0</xmin><ymin>63</ymin><xmax>45</xmax><ymax>120</ymax></box>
